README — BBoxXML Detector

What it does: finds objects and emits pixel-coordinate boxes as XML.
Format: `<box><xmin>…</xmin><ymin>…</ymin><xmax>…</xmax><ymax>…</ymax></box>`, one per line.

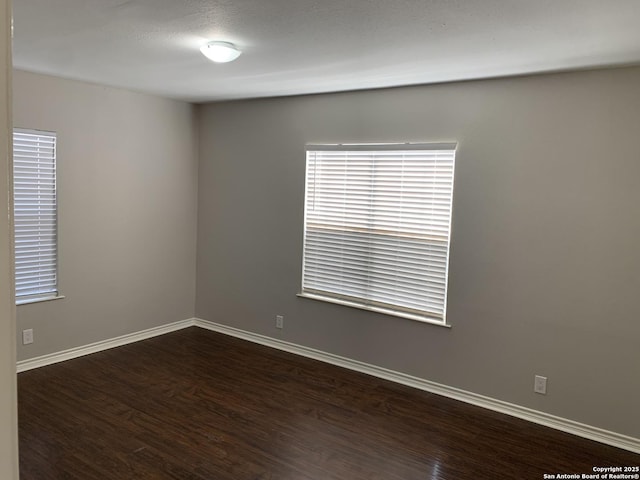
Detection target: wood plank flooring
<box><xmin>18</xmin><ymin>327</ymin><xmax>640</xmax><ymax>479</ymax></box>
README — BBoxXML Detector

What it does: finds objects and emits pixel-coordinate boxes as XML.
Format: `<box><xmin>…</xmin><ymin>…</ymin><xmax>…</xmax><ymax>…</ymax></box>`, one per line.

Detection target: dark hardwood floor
<box><xmin>18</xmin><ymin>327</ymin><xmax>639</xmax><ymax>479</ymax></box>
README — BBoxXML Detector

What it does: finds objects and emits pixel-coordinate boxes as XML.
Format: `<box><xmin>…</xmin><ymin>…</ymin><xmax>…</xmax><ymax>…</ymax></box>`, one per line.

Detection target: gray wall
<box><xmin>196</xmin><ymin>66</ymin><xmax>640</xmax><ymax>438</ymax></box>
<box><xmin>0</xmin><ymin>0</ymin><xmax>18</xmax><ymax>476</ymax></box>
<box><xmin>13</xmin><ymin>70</ymin><xmax>198</xmax><ymax>361</ymax></box>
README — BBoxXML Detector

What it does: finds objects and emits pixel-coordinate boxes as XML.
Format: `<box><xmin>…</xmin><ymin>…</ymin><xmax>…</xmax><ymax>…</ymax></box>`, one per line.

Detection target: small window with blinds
<box><xmin>300</xmin><ymin>143</ymin><xmax>456</xmax><ymax>325</ymax></box>
<box><xmin>13</xmin><ymin>128</ymin><xmax>59</xmax><ymax>303</ymax></box>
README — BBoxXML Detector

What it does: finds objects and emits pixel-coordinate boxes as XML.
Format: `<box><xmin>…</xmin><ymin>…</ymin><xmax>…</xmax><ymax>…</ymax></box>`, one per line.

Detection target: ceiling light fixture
<box><xmin>200</xmin><ymin>41</ymin><xmax>242</xmax><ymax>63</ymax></box>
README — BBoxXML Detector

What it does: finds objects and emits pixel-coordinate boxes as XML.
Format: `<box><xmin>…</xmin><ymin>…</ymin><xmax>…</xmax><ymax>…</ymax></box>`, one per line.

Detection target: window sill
<box><xmin>296</xmin><ymin>292</ymin><xmax>452</xmax><ymax>328</ymax></box>
<box><xmin>16</xmin><ymin>295</ymin><xmax>65</xmax><ymax>306</ymax></box>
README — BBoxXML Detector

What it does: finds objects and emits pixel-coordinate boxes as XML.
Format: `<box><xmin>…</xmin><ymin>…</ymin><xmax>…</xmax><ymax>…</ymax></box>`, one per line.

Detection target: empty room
<box><xmin>1</xmin><ymin>0</ymin><xmax>640</xmax><ymax>478</ymax></box>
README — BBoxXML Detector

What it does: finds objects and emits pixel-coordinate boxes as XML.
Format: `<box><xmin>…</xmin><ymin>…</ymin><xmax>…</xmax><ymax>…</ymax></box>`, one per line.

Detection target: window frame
<box><xmin>298</xmin><ymin>143</ymin><xmax>456</xmax><ymax>327</ymax></box>
<box><xmin>12</xmin><ymin>127</ymin><xmax>63</xmax><ymax>305</ymax></box>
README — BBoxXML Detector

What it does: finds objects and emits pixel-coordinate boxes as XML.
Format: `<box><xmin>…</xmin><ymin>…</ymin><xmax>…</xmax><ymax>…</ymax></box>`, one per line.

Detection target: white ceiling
<box><xmin>12</xmin><ymin>0</ymin><xmax>640</xmax><ymax>103</ymax></box>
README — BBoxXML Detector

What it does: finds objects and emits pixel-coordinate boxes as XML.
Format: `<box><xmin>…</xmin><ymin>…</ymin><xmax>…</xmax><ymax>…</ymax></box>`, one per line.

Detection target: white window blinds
<box><xmin>13</xmin><ymin>129</ymin><xmax>58</xmax><ymax>301</ymax></box>
<box><xmin>301</xmin><ymin>144</ymin><xmax>456</xmax><ymax>323</ymax></box>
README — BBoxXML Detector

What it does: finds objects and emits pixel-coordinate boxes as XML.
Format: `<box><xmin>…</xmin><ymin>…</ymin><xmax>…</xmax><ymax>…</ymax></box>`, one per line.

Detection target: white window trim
<box><xmin>16</xmin><ymin>294</ymin><xmax>65</xmax><ymax>306</ymax></box>
<box><xmin>296</xmin><ymin>292</ymin><xmax>452</xmax><ymax>328</ymax></box>
<box><xmin>300</xmin><ymin>142</ymin><xmax>456</xmax><ymax>326</ymax></box>
<box><xmin>13</xmin><ymin>127</ymin><xmax>61</xmax><ymax>304</ymax></box>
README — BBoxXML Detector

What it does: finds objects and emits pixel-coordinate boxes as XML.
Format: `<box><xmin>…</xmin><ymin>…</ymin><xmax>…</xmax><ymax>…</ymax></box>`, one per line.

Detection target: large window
<box><xmin>13</xmin><ymin>128</ymin><xmax>58</xmax><ymax>303</ymax></box>
<box><xmin>300</xmin><ymin>143</ymin><xmax>456</xmax><ymax>325</ymax></box>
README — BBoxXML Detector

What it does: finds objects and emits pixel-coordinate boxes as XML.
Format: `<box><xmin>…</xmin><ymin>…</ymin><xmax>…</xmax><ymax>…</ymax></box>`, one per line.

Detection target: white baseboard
<box><xmin>194</xmin><ymin>318</ymin><xmax>640</xmax><ymax>454</ymax></box>
<box><xmin>16</xmin><ymin>318</ymin><xmax>196</xmax><ymax>373</ymax></box>
<box><xmin>16</xmin><ymin>316</ymin><xmax>640</xmax><ymax>454</ymax></box>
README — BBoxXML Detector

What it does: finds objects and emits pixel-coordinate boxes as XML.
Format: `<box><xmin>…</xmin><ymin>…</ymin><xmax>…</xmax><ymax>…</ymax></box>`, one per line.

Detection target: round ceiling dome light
<box><xmin>200</xmin><ymin>41</ymin><xmax>242</xmax><ymax>63</ymax></box>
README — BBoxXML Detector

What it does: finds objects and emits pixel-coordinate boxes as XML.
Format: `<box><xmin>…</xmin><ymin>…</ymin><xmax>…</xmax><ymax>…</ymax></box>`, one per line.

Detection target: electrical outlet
<box><xmin>275</xmin><ymin>315</ymin><xmax>284</xmax><ymax>329</ymax></box>
<box><xmin>22</xmin><ymin>328</ymin><xmax>34</xmax><ymax>345</ymax></box>
<box><xmin>534</xmin><ymin>375</ymin><xmax>547</xmax><ymax>395</ymax></box>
